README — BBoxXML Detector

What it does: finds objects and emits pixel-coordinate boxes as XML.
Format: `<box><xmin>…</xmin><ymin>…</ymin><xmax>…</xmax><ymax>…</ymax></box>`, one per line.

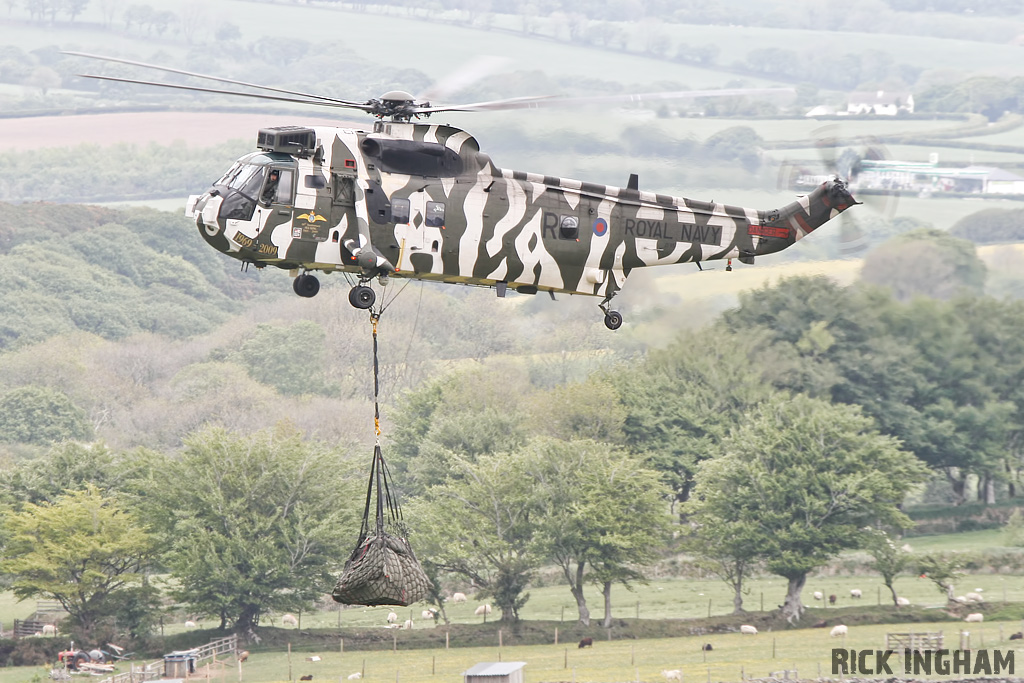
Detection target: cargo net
<box><xmin>332</xmin><ymin>313</ymin><xmax>431</xmax><ymax>607</ymax></box>
<box><xmin>332</xmin><ymin>444</ymin><xmax>431</xmax><ymax>606</ymax></box>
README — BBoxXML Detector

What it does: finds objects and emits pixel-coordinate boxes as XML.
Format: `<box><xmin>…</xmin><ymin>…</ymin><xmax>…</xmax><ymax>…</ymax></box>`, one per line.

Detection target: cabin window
<box><xmin>304</xmin><ymin>175</ymin><xmax>327</xmax><ymax>189</ymax></box>
<box><xmin>392</xmin><ymin>198</ymin><xmax>410</xmax><ymax>224</ymax></box>
<box><xmin>559</xmin><ymin>215</ymin><xmax>579</xmax><ymax>240</ymax></box>
<box><xmin>275</xmin><ymin>169</ymin><xmax>294</xmax><ymax>205</ymax></box>
<box><xmin>426</xmin><ymin>201</ymin><xmax>445</xmax><ymax>227</ymax></box>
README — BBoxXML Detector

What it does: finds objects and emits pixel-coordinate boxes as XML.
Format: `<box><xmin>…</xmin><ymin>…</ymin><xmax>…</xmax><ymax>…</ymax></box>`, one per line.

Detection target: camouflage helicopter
<box><xmin>69</xmin><ymin>53</ymin><xmax>860</xmax><ymax>330</ymax></box>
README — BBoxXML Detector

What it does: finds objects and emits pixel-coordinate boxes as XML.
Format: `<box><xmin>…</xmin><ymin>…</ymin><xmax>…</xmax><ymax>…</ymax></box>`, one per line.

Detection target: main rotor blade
<box><xmin>64</xmin><ymin>51</ymin><xmax>368</xmax><ymax>107</ymax></box>
<box><xmin>417</xmin><ymin>87</ymin><xmax>795</xmax><ymax>114</ymax></box>
<box><xmin>417</xmin><ymin>56</ymin><xmax>510</xmax><ymax>103</ymax></box>
<box><xmin>414</xmin><ymin>94</ymin><xmax>559</xmax><ymax>113</ymax></box>
<box><xmin>77</xmin><ymin>74</ymin><xmax>375</xmax><ymax>112</ymax></box>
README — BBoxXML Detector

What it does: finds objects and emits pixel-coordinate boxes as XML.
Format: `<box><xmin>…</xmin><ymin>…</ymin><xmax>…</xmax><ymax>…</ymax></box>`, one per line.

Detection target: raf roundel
<box><xmin>593</xmin><ymin>218</ymin><xmax>609</xmax><ymax>237</ymax></box>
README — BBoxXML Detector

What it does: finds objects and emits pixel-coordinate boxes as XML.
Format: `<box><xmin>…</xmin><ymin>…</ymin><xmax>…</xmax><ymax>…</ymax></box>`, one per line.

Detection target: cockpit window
<box><xmin>214</xmin><ymin>158</ymin><xmax>295</xmax><ymax>221</ymax></box>
<box><xmin>276</xmin><ymin>169</ymin><xmax>294</xmax><ymax>204</ymax></box>
<box><xmin>217</xmin><ymin>163</ymin><xmax>266</xmax><ymax>199</ymax></box>
<box><xmin>216</xmin><ymin>164</ymin><xmax>268</xmax><ymax>221</ymax></box>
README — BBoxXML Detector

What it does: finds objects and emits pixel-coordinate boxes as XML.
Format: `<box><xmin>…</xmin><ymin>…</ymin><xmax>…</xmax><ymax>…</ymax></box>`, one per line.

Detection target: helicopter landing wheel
<box><xmin>349</xmin><ymin>285</ymin><xmax>376</xmax><ymax>309</ymax></box>
<box><xmin>293</xmin><ymin>273</ymin><xmax>320</xmax><ymax>298</ymax></box>
<box><xmin>603</xmin><ymin>311</ymin><xmax>623</xmax><ymax>330</ymax></box>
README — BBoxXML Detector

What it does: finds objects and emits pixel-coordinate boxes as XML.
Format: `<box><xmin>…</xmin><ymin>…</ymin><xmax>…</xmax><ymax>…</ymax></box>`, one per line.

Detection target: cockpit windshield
<box><xmin>216</xmin><ymin>163</ymin><xmax>266</xmax><ymax>200</ymax></box>
<box><xmin>215</xmin><ymin>163</ymin><xmax>269</xmax><ymax>222</ymax></box>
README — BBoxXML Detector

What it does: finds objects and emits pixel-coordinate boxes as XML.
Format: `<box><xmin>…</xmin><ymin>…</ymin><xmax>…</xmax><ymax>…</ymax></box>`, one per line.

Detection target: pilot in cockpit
<box><xmin>261</xmin><ymin>169</ymin><xmax>280</xmax><ymax>205</ymax></box>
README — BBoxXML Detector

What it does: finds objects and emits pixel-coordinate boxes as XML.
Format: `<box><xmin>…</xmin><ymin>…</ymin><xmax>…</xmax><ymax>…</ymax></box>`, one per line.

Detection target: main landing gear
<box><xmin>291</xmin><ymin>271</ymin><xmax>377</xmax><ymax>309</ymax></box>
<box><xmin>293</xmin><ymin>272</ymin><xmax>320</xmax><ymax>298</ymax></box>
<box><xmin>348</xmin><ymin>284</ymin><xmax>376</xmax><ymax>309</ymax></box>
<box><xmin>598</xmin><ymin>294</ymin><xmax>623</xmax><ymax>331</ymax></box>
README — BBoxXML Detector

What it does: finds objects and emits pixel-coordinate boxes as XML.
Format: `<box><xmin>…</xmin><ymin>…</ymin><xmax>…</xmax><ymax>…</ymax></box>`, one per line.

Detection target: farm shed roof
<box><xmin>463</xmin><ymin>662</ymin><xmax>527</xmax><ymax>676</ymax></box>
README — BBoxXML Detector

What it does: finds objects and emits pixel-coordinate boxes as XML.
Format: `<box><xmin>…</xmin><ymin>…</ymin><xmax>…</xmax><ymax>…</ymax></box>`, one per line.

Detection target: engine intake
<box><xmin>256</xmin><ymin>126</ymin><xmax>316</xmax><ymax>157</ymax></box>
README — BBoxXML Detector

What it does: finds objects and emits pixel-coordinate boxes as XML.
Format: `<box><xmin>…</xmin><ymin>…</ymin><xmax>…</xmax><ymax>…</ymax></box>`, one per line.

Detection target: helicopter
<box><xmin>68</xmin><ymin>53</ymin><xmax>860</xmax><ymax>330</ymax></box>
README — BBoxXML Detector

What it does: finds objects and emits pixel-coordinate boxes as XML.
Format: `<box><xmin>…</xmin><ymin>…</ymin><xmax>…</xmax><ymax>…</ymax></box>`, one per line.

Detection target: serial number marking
<box><xmin>749</xmin><ymin>225</ymin><xmax>791</xmax><ymax>239</ymax></box>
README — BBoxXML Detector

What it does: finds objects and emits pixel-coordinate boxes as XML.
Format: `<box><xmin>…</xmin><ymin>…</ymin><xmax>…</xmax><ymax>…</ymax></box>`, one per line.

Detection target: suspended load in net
<box><xmin>332</xmin><ymin>444</ymin><xmax>431</xmax><ymax>607</ymax></box>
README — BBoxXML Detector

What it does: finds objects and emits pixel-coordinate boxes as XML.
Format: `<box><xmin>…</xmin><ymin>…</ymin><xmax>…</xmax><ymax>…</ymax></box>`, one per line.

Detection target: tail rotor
<box><xmin>778</xmin><ymin>124</ymin><xmax>900</xmax><ymax>258</ymax></box>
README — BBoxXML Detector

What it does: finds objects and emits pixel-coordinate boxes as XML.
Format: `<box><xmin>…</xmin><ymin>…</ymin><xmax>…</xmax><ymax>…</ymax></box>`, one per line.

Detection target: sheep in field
<box><xmin>896</xmin><ymin>597</ymin><xmax>911</xmax><ymax>606</ymax></box>
<box><xmin>387</xmin><ymin>611</ymin><xmax>398</xmax><ymax>623</ymax></box>
<box><xmin>740</xmin><ymin>625</ymin><xmax>758</xmax><ymax>635</ymax></box>
<box><xmin>662</xmin><ymin>670</ymin><xmax>682</xmax><ymax>681</ymax></box>
<box><xmin>812</xmin><ymin>591</ymin><xmax>823</xmax><ymax>601</ymax></box>
<box><xmin>830</xmin><ymin>625</ymin><xmax>848</xmax><ymax>637</ymax></box>
<box><xmin>282</xmin><ymin>614</ymin><xmax>298</xmax><ymax>627</ymax></box>
<box><xmin>850</xmin><ymin>589</ymin><xmax>862</xmax><ymax>598</ymax></box>
<box><xmin>474</xmin><ymin>604</ymin><xmax>492</xmax><ymax>616</ymax></box>
<box><xmin>347</xmin><ymin>674</ymin><xmax>362</xmax><ymax>680</ymax></box>
<box><xmin>452</xmin><ymin>592</ymin><xmax>467</xmax><ymax>603</ymax></box>
<box><xmin>965</xmin><ymin>592</ymin><xmax>984</xmax><ymax>603</ymax></box>
<box><xmin>965</xmin><ymin>613</ymin><xmax>984</xmax><ymax>623</ymax></box>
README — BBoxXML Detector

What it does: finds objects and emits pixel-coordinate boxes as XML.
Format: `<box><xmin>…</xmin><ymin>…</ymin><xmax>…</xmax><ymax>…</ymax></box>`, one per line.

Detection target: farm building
<box><xmin>463</xmin><ymin>662</ymin><xmax>527</xmax><ymax>683</ymax></box>
<box><xmin>856</xmin><ymin>160</ymin><xmax>1024</xmax><ymax>194</ymax></box>
<box><xmin>847</xmin><ymin>90</ymin><xmax>915</xmax><ymax>115</ymax></box>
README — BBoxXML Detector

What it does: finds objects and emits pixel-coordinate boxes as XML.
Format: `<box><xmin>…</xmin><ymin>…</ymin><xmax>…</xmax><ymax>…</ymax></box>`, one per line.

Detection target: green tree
<box><xmin>686</xmin><ymin>394</ymin><xmax>927</xmax><ymax>623</ymax></box>
<box><xmin>864</xmin><ymin>528</ymin><xmax>910</xmax><ymax>606</ymax></box>
<box><xmin>528</xmin><ymin>439</ymin><xmax>670</xmax><ymax>626</ymax></box>
<box><xmin>860</xmin><ymin>228</ymin><xmax>987</xmax><ymax>301</ymax></box>
<box><xmin>230</xmin><ymin>321</ymin><xmax>338</xmax><ymax>396</ymax></box>
<box><xmin>406</xmin><ymin>449</ymin><xmax>541</xmax><ymax>623</ymax></box>
<box><xmin>950</xmin><ymin>208</ymin><xmax>1024</xmax><ymax>245</ymax></box>
<box><xmin>0</xmin><ymin>486</ymin><xmax>156</xmax><ymax>636</ymax></box>
<box><xmin>0</xmin><ymin>441</ymin><xmax>134</xmax><ymax>505</ymax></box>
<box><xmin>723</xmin><ymin>278</ymin><xmax>1024</xmax><ymax>504</ymax></box>
<box><xmin>917</xmin><ymin>554</ymin><xmax>963</xmax><ymax>602</ymax></box>
<box><xmin>1004</xmin><ymin>509</ymin><xmax>1024</xmax><ymax>547</ymax></box>
<box><xmin>613</xmin><ymin>327</ymin><xmax>773</xmax><ymax>511</ymax></box>
<box><xmin>215</xmin><ymin>21</ymin><xmax>241</xmax><ymax>41</ymax></box>
<box><xmin>388</xmin><ymin>365</ymin><xmax>530</xmax><ymax>495</ymax></box>
<box><xmin>137</xmin><ymin>426</ymin><xmax>359</xmax><ymax>635</ymax></box>
<box><xmin>527</xmin><ymin>377</ymin><xmax>626</xmax><ymax>443</ymax></box>
<box><xmin>684</xmin><ymin>511</ymin><xmax>763</xmax><ymax>615</ymax></box>
<box><xmin>0</xmin><ymin>385</ymin><xmax>92</xmax><ymax>445</ymax></box>
<box><xmin>701</xmin><ymin>126</ymin><xmax>765</xmax><ymax>172</ymax></box>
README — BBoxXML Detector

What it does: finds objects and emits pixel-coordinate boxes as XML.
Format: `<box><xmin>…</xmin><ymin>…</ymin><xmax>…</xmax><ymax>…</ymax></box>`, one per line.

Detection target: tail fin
<box><xmin>748</xmin><ymin>179</ymin><xmax>859</xmax><ymax>258</ymax></box>
<box><xmin>780</xmin><ymin>178</ymin><xmax>859</xmax><ymax>241</ymax></box>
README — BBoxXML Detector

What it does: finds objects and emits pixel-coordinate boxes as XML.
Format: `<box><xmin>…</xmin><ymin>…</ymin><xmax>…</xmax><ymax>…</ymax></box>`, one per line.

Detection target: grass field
<box><xmin>125</xmin><ymin>569</ymin><xmax>1024</xmax><ymax>636</ymax></box>
<box><xmin>135</xmin><ymin>623</ymin><xmax>1024</xmax><ymax>683</ymax></box>
<box><xmin>1</xmin><ymin>525</ymin><xmax>1023</xmax><ymax>682</ymax></box>
<box><xmin>2</xmin><ymin>617</ymin><xmax>1023</xmax><ymax>683</ymax></box>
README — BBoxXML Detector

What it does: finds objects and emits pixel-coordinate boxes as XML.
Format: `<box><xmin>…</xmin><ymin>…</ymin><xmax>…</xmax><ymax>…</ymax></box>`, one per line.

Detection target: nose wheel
<box><xmin>293</xmin><ymin>273</ymin><xmax>320</xmax><ymax>298</ymax></box>
<box><xmin>349</xmin><ymin>284</ymin><xmax>376</xmax><ymax>309</ymax></box>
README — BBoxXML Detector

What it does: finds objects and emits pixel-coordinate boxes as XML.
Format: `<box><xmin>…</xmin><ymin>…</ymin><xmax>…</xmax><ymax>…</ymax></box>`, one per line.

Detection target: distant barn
<box><xmin>463</xmin><ymin>662</ymin><xmax>526</xmax><ymax>683</ymax></box>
